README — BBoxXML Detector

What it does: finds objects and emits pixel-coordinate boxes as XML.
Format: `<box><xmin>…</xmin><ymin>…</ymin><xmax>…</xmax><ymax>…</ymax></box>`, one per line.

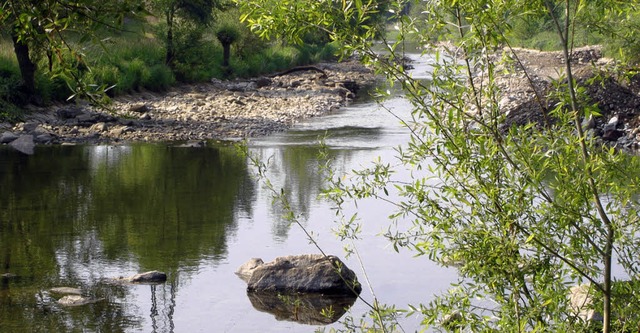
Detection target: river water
<box><xmin>0</xmin><ymin>54</ymin><xmax>458</xmax><ymax>332</ymax></box>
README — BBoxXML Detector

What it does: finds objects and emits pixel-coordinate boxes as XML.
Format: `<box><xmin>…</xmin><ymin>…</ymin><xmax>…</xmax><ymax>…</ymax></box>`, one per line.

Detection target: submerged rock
<box><xmin>237</xmin><ymin>254</ymin><xmax>361</xmax><ymax>295</ymax></box>
<box><xmin>50</xmin><ymin>287</ymin><xmax>82</xmax><ymax>295</ymax></box>
<box><xmin>58</xmin><ymin>295</ymin><xmax>103</xmax><ymax>307</ymax></box>
<box><xmin>130</xmin><ymin>271</ymin><xmax>167</xmax><ymax>283</ymax></box>
<box><xmin>109</xmin><ymin>270</ymin><xmax>168</xmax><ymax>284</ymax></box>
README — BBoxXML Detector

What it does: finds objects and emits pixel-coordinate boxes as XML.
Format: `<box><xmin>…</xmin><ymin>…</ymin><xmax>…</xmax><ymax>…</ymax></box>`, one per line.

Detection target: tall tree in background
<box><xmin>0</xmin><ymin>0</ymin><xmax>143</xmax><ymax>102</ymax></box>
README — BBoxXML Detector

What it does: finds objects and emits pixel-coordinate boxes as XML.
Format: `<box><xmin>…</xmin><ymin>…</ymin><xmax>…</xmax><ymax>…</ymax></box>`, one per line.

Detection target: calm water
<box><xmin>0</xmin><ymin>55</ymin><xmax>458</xmax><ymax>332</ymax></box>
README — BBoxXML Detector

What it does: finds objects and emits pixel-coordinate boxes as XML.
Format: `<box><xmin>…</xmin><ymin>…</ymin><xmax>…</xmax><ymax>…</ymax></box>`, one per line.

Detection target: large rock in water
<box><xmin>237</xmin><ymin>254</ymin><xmax>361</xmax><ymax>295</ymax></box>
<box><xmin>9</xmin><ymin>134</ymin><xmax>34</xmax><ymax>155</ymax></box>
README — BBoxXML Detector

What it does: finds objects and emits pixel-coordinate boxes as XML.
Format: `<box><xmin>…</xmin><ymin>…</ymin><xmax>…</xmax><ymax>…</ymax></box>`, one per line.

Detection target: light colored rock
<box><xmin>58</xmin><ymin>295</ymin><xmax>102</xmax><ymax>306</ymax></box>
<box><xmin>89</xmin><ymin>122</ymin><xmax>108</xmax><ymax>132</ymax></box>
<box><xmin>50</xmin><ymin>287</ymin><xmax>82</xmax><ymax>295</ymax></box>
<box><xmin>569</xmin><ymin>284</ymin><xmax>603</xmax><ymax>323</ymax></box>
<box><xmin>236</xmin><ymin>258</ymin><xmax>264</xmax><ymax>283</ymax></box>
<box><xmin>129</xmin><ymin>103</ymin><xmax>150</xmax><ymax>113</ymax></box>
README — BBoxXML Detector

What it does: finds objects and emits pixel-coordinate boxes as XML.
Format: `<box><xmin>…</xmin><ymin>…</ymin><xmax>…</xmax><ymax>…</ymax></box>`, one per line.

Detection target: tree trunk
<box><xmin>222</xmin><ymin>42</ymin><xmax>231</xmax><ymax>67</ymax></box>
<box><xmin>11</xmin><ymin>31</ymin><xmax>37</xmax><ymax>96</ymax></box>
<box><xmin>165</xmin><ymin>9</ymin><xmax>175</xmax><ymax>67</ymax></box>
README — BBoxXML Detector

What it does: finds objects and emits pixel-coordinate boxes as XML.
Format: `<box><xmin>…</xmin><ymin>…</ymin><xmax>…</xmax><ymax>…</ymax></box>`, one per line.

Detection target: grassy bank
<box><xmin>0</xmin><ymin>12</ymin><xmax>338</xmax><ymax>123</ymax></box>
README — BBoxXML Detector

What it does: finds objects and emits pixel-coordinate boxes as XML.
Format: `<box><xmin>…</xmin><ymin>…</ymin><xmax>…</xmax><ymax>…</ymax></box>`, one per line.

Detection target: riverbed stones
<box><xmin>11</xmin><ymin>60</ymin><xmax>375</xmax><ymax>145</ymax></box>
<box><xmin>237</xmin><ymin>254</ymin><xmax>362</xmax><ymax>295</ymax></box>
<box><xmin>56</xmin><ymin>107</ymin><xmax>84</xmax><ymax>120</ymax></box>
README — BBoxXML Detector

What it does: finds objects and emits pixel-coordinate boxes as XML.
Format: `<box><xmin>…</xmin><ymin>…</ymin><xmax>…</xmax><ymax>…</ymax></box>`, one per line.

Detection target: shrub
<box><xmin>142</xmin><ymin>64</ymin><xmax>175</xmax><ymax>92</ymax></box>
<box><xmin>119</xmin><ymin>58</ymin><xmax>150</xmax><ymax>92</ymax></box>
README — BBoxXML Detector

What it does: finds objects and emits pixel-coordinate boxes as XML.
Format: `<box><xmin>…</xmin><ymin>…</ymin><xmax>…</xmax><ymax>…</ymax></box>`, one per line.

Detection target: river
<box><xmin>0</xmin><ymin>54</ymin><xmax>458</xmax><ymax>332</ymax></box>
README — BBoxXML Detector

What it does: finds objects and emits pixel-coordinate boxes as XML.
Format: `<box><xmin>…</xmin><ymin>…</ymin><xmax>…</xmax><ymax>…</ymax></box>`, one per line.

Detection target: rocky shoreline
<box><xmin>492</xmin><ymin>46</ymin><xmax>640</xmax><ymax>151</ymax></box>
<box><xmin>0</xmin><ymin>60</ymin><xmax>376</xmax><ymax>149</ymax></box>
<box><xmin>2</xmin><ymin>47</ymin><xmax>639</xmax><ymax>153</ymax></box>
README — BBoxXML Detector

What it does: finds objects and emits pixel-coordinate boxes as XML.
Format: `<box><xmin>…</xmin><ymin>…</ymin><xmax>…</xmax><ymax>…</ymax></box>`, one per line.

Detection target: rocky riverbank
<box><xmin>0</xmin><ymin>59</ymin><xmax>376</xmax><ymax>149</ymax></box>
<box><xmin>2</xmin><ymin>47</ymin><xmax>639</xmax><ymax>152</ymax></box>
<box><xmin>492</xmin><ymin>45</ymin><xmax>640</xmax><ymax>151</ymax></box>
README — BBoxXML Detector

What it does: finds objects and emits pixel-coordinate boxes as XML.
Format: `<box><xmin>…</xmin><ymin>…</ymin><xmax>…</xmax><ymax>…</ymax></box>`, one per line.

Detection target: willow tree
<box><xmin>0</xmin><ymin>0</ymin><xmax>143</xmax><ymax>102</ymax></box>
<box><xmin>239</xmin><ymin>0</ymin><xmax>640</xmax><ymax>331</ymax></box>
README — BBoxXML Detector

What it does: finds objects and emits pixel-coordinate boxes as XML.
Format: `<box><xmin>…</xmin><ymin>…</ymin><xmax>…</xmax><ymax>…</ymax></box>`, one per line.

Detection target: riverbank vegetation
<box><xmin>0</xmin><ymin>1</ymin><xmax>338</xmax><ymax>122</ymax></box>
<box><xmin>240</xmin><ymin>0</ymin><xmax>640</xmax><ymax>332</ymax></box>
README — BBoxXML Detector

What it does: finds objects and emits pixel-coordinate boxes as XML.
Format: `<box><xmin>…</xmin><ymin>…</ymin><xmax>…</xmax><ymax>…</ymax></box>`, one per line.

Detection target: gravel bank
<box><xmin>0</xmin><ymin>60</ymin><xmax>376</xmax><ymax>147</ymax></box>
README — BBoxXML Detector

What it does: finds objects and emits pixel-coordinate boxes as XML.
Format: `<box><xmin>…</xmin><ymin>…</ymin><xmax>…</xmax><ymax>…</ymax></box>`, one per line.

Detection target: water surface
<box><xmin>0</xmin><ymin>54</ymin><xmax>458</xmax><ymax>332</ymax></box>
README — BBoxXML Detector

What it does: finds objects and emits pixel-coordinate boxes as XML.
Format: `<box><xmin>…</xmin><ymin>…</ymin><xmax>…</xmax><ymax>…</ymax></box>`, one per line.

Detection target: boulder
<box><xmin>35</xmin><ymin>133</ymin><xmax>55</xmax><ymax>144</ymax></box>
<box><xmin>56</xmin><ymin>107</ymin><xmax>84</xmax><ymax>119</ymax></box>
<box><xmin>129</xmin><ymin>270</ymin><xmax>167</xmax><ymax>283</ymax></box>
<box><xmin>107</xmin><ymin>270</ymin><xmax>168</xmax><ymax>284</ymax></box>
<box><xmin>569</xmin><ymin>284</ymin><xmax>603</xmax><ymax>323</ymax></box>
<box><xmin>0</xmin><ymin>131</ymin><xmax>19</xmax><ymax>144</ymax></box>
<box><xmin>237</xmin><ymin>254</ymin><xmax>361</xmax><ymax>295</ymax></box>
<box><xmin>9</xmin><ymin>135</ymin><xmax>35</xmax><ymax>155</ymax></box>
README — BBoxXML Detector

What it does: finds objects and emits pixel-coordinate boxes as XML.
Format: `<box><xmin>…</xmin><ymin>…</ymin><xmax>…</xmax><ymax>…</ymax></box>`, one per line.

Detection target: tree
<box><xmin>240</xmin><ymin>0</ymin><xmax>640</xmax><ymax>331</ymax></box>
<box><xmin>149</xmin><ymin>0</ymin><xmax>219</xmax><ymax>67</ymax></box>
<box><xmin>216</xmin><ymin>24</ymin><xmax>239</xmax><ymax>68</ymax></box>
<box><xmin>0</xmin><ymin>0</ymin><xmax>143</xmax><ymax>102</ymax></box>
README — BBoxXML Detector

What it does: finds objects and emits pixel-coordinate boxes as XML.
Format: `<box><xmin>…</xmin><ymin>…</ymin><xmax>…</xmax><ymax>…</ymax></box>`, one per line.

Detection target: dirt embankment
<box><xmin>0</xmin><ymin>60</ymin><xmax>376</xmax><ymax>147</ymax></box>
<box><xmin>493</xmin><ymin>45</ymin><xmax>640</xmax><ymax>151</ymax></box>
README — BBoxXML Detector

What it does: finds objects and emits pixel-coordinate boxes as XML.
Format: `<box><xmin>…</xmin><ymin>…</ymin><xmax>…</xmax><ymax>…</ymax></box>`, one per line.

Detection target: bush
<box><xmin>142</xmin><ymin>64</ymin><xmax>175</xmax><ymax>92</ymax></box>
<box><xmin>0</xmin><ymin>58</ymin><xmax>25</xmax><ymax>122</ymax></box>
<box><xmin>90</xmin><ymin>64</ymin><xmax>121</xmax><ymax>96</ymax></box>
<box><xmin>0</xmin><ymin>58</ymin><xmax>27</xmax><ymax>105</ymax></box>
<box><xmin>119</xmin><ymin>58</ymin><xmax>150</xmax><ymax>92</ymax></box>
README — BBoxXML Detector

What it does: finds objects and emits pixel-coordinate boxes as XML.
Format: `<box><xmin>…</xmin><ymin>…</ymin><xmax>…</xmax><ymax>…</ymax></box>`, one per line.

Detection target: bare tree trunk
<box><xmin>165</xmin><ymin>9</ymin><xmax>175</xmax><ymax>67</ymax></box>
<box><xmin>222</xmin><ymin>42</ymin><xmax>231</xmax><ymax>67</ymax></box>
<box><xmin>11</xmin><ymin>31</ymin><xmax>37</xmax><ymax>97</ymax></box>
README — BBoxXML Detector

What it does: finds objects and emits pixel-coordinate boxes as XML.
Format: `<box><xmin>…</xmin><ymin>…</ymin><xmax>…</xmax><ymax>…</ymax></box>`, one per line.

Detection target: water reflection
<box><xmin>0</xmin><ymin>144</ymin><xmax>253</xmax><ymax>332</ymax></box>
<box><xmin>247</xmin><ymin>291</ymin><xmax>357</xmax><ymax>325</ymax></box>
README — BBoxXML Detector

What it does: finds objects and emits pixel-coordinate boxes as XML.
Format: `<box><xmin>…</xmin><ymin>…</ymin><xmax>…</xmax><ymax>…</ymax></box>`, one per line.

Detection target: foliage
<box><xmin>216</xmin><ymin>24</ymin><xmax>240</xmax><ymax>45</ymax></box>
<box><xmin>240</xmin><ymin>0</ymin><xmax>640</xmax><ymax>332</ymax></box>
<box><xmin>0</xmin><ymin>0</ymin><xmax>145</xmax><ymax>101</ymax></box>
<box><xmin>149</xmin><ymin>0</ymin><xmax>221</xmax><ymax>66</ymax></box>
